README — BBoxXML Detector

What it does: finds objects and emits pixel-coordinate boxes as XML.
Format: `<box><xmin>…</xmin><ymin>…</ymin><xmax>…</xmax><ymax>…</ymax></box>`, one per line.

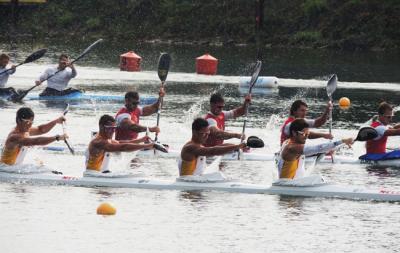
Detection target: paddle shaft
<box><xmin>62</xmin><ymin>106</ymin><xmax>74</xmax><ymax>155</ymax></box>
<box><xmin>154</xmin><ymin>82</ymin><xmax>165</xmax><ymax>142</ymax></box>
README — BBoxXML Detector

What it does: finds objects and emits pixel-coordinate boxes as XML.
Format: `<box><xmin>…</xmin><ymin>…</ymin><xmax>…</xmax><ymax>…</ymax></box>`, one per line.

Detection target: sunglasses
<box><xmin>19</xmin><ymin>118</ymin><xmax>33</xmax><ymax>124</ymax></box>
<box><xmin>382</xmin><ymin>114</ymin><xmax>394</xmax><ymax>119</ymax></box>
<box><xmin>104</xmin><ymin>125</ymin><xmax>117</xmax><ymax>131</ymax></box>
<box><xmin>297</xmin><ymin>130</ymin><xmax>309</xmax><ymax>137</ymax></box>
<box><xmin>198</xmin><ymin>131</ymin><xmax>210</xmax><ymax>136</ymax></box>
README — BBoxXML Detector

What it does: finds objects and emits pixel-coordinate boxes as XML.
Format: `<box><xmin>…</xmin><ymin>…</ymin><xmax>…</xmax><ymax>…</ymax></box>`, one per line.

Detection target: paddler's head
<box><xmin>192</xmin><ymin>118</ymin><xmax>210</xmax><ymax>144</ymax></box>
<box><xmin>16</xmin><ymin>107</ymin><xmax>34</xmax><ymax>132</ymax></box>
<box><xmin>58</xmin><ymin>54</ymin><xmax>70</xmax><ymax>70</ymax></box>
<box><xmin>210</xmin><ymin>93</ymin><xmax>225</xmax><ymax>115</ymax></box>
<box><xmin>290</xmin><ymin>100</ymin><xmax>308</xmax><ymax>118</ymax></box>
<box><xmin>0</xmin><ymin>53</ymin><xmax>10</xmax><ymax>68</ymax></box>
<box><xmin>377</xmin><ymin>102</ymin><xmax>394</xmax><ymax>125</ymax></box>
<box><xmin>99</xmin><ymin>114</ymin><xmax>117</xmax><ymax>139</ymax></box>
<box><xmin>289</xmin><ymin>119</ymin><xmax>309</xmax><ymax>144</ymax></box>
<box><xmin>124</xmin><ymin>91</ymin><xmax>140</xmax><ymax>111</ymax></box>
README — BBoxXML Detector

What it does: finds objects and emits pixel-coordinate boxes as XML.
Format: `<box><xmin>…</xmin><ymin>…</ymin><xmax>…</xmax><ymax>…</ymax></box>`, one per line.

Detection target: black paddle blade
<box><xmin>24</xmin><ymin>48</ymin><xmax>47</xmax><ymax>64</ymax></box>
<box><xmin>72</xmin><ymin>39</ymin><xmax>103</xmax><ymax>63</ymax></box>
<box><xmin>246</xmin><ymin>136</ymin><xmax>264</xmax><ymax>148</ymax></box>
<box><xmin>9</xmin><ymin>90</ymin><xmax>28</xmax><ymax>102</ymax></box>
<box><xmin>326</xmin><ymin>74</ymin><xmax>337</xmax><ymax>98</ymax></box>
<box><xmin>248</xmin><ymin>60</ymin><xmax>262</xmax><ymax>91</ymax></box>
<box><xmin>157</xmin><ymin>53</ymin><xmax>171</xmax><ymax>82</ymax></box>
<box><xmin>355</xmin><ymin>127</ymin><xmax>378</xmax><ymax>141</ymax></box>
<box><xmin>154</xmin><ymin>143</ymin><xmax>169</xmax><ymax>153</ymax></box>
<box><xmin>63</xmin><ymin>103</ymin><xmax>70</xmax><ymax>116</ymax></box>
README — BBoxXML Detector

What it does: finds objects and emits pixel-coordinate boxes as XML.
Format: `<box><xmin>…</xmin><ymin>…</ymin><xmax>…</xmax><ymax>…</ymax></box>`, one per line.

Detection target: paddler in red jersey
<box><xmin>115</xmin><ymin>89</ymin><xmax>164</xmax><ymax>141</ymax></box>
<box><xmin>204</xmin><ymin>93</ymin><xmax>250</xmax><ymax>147</ymax></box>
<box><xmin>280</xmin><ymin>100</ymin><xmax>333</xmax><ymax>145</ymax></box>
<box><xmin>365</xmin><ymin>102</ymin><xmax>400</xmax><ymax>154</ymax></box>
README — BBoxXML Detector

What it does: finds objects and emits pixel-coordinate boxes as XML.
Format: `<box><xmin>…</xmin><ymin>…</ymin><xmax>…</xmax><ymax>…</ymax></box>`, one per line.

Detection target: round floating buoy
<box><xmin>120</xmin><ymin>51</ymin><xmax>142</xmax><ymax>72</ymax></box>
<box><xmin>239</xmin><ymin>76</ymin><xmax>279</xmax><ymax>88</ymax></box>
<box><xmin>196</xmin><ymin>53</ymin><xmax>218</xmax><ymax>75</ymax></box>
<box><xmin>339</xmin><ymin>97</ymin><xmax>351</xmax><ymax>109</ymax></box>
<box><xmin>97</xmin><ymin>202</ymin><xmax>116</xmax><ymax>215</ymax></box>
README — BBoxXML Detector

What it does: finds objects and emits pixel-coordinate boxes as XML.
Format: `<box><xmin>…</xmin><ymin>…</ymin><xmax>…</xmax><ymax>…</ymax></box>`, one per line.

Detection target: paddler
<box><xmin>86</xmin><ymin>115</ymin><xmax>165</xmax><ymax>173</ymax></box>
<box><xmin>115</xmin><ymin>90</ymin><xmax>163</xmax><ymax>141</ymax></box>
<box><xmin>0</xmin><ymin>107</ymin><xmax>67</xmax><ymax>166</ymax></box>
<box><xmin>179</xmin><ymin>118</ymin><xmax>247</xmax><ymax>176</ymax></box>
<box><xmin>280</xmin><ymin>100</ymin><xmax>333</xmax><ymax>145</ymax></box>
<box><xmin>35</xmin><ymin>54</ymin><xmax>80</xmax><ymax>96</ymax></box>
<box><xmin>278</xmin><ymin>119</ymin><xmax>353</xmax><ymax>179</ymax></box>
<box><xmin>365</xmin><ymin>102</ymin><xmax>400</xmax><ymax>154</ymax></box>
<box><xmin>0</xmin><ymin>53</ymin><xmax>18</xmax><ymax>96</ymax></box>
<box><xmin>204</xmin><ymin>93</ymin><xmax>250</xmax><ymax>147</ymax></box>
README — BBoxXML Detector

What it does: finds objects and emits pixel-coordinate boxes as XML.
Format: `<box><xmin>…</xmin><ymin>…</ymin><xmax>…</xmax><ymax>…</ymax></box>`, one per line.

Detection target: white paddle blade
<box><xmin>326</xmin><ymin>74</ymin><xmax>337</xmax><ymax>98</ymax></box>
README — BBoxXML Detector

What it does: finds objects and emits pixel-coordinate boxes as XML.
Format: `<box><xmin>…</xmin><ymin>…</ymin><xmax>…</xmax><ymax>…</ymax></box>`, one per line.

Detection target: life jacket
<box><xmin>85</xmin><ymin>150</ymin><xmax>111</xmax><ymax>172</ymax></box>
<box><xmin>204</xmin><ymin>112</ymin><xmax>225</xmax><ymax>147</ymax></box>
<box><xmin>277</xmin><ymin>140</ymin><xmax>306</xmax><ymax>179</ymax></box>
<box><xmin>178</xmin><ymin>156</ymin><xmax>207</xmax><ymax>176</ymax></box>
<box><xmin>280</xmin><ymin>117</ymin><xmax>295</xmax><ymax>145</ymax></box>
<box><xmin>0</xmin><ymin>145</ymin><xmax>28</xmax><ymax>165</ymax></box>
<box><xmin>366</xmin><ymin>121</ymin><xmax>387</xmax><ymax>154</ymax></box>
<box><xmin>115</xmin><ymin>107</ymin><xmax>141</xmax><ymax>140</ymax></box>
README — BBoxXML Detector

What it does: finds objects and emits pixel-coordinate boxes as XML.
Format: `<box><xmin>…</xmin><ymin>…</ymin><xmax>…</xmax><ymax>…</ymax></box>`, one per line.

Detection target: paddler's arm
<box><xmin>118</xmin><ymin>136</ymin><xmax>151</xmax><ymax>144</ymax></box>
<box><xmin>191</xmin><ymin>143</ymin><xmax>246</xmax><ymax>157</ymax></box>
<box><xmin>15</xmin><ymin>134</ymin><xmax>67</xmax><ymax>147</ymax></box>
<box><xmin>209</xmin><ymin>126</ymin><xmax>243</xmax><ymax>140</ymax></box>
<box><xmin>314</xmin><ymin>101</ymin><xmax>332</xmax><ymax>127</ymax></box>
<box><xmin>233</xmin><ymin>94</ymin><xmax>251</xmax><ymax>118</ymax></box>
<box><xmin>101</xmin><ymin>142</ymin><xmax>155</xmax><ymax>152</ymax></box>
<box><xmin>29</xmin><ymin>116</ymin><xmax>65</xmax><ymax>136</ymax></box>
<box><xmin>68</xmin><ymin>62</ymin><xmax>77</xmax><ymax>78</ymax></box>
<box><xmin>391</xmin><ymin>124</ymin><xmax>400</xmax><ymax>130</ymax></box>
<box><xmin>308</xmin><ymin>131</ymin><xmax>333</xmax><ymax>140</ymax></box>
<box><xmin>383</xmin><ymin>128</ymin><xmax>400</xmax><ymax>136</ymax></box>
<box><xmin>302</xmin><ymin>138</ymin><xmax>353</xmax><ymax>156</ymax></box>
<box><xmin>142</xmin><ymin>87</ymin><xmax>165</xmax><ymax>116</ymax></box>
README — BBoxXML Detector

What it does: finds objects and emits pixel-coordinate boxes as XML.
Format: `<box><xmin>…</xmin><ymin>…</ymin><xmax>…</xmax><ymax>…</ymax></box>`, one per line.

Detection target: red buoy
<box><xmin>120</xmin><ymin>51</ymin><xmax>142</xmax><ymax>72</ymax></box>
<box><xmin>196</xmin><ymin>53</ymin><xmax>218</xmax><ymax>75</ymax></box>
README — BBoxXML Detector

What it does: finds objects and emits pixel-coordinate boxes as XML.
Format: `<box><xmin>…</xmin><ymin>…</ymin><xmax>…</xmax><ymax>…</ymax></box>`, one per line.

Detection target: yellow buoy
<box><xmin>97</xmin><ymin>202</ymin><xmax>116</xmax><ymax>215</ymax></box>
<box><xmin>339</xmin><ymin>97</ymin><xmax>351</xmax><ymax>109</ymax></box>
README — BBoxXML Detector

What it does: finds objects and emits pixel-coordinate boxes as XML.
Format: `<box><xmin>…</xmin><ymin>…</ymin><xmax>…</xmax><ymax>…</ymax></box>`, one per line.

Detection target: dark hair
<box><xmin>290</xmin><ymin>100</ymin><xmax>308</xmax><ymax>116</ymax></box>
<box><xmin>289</xmin><ymin>119</ymin><xmax>309</xmax><ymax>137</ymax></box>
<box><xmin>210</xmin><ymin>93</ymin><xmax>224</xmax><ymax>104</ymax></box>
<box><xmin>378</xmin><ymin>102</ymin><xmax>393</xmax><ymax>115</ymax></box>
<box><xmin>192</xmin><ymin>118</ymin><xmax>209</xmax><ymax>131</ymax></box>
<box><xmin>0</xmin><ymin>53</ymin><xmax>10</xmax><ymax>60</ymax></box>
<box><xmin>99</xmin><ymin>114</ymin><xmax>115</xmax><ymax>126</ymax></box>
<box><xmin>59</xmin><ymin>54</ymin><xmax>69</xmax><ymax>60</ymax></box>
<box><xmin>16</xmin><ymin>107</ymin><xmax>34</xmax><ymax>123</ymax></box>
<box><xmin>125</xmin><ymin>91</ymin><xmax>139</xmax><ymax>100</ymax></box>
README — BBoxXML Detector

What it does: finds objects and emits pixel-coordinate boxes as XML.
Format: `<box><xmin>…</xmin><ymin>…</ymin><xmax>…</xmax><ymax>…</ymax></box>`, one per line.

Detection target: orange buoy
<box><xmin>339</xmin><ymin>97</ymin><xmax>351</xmax><ymax>109</ymax></box>
<box><xmin>97</xmin><ymin>202</ymin><xmax>116</xmax><ymax>215</ymax></box>
<box><xmin>120</xmin><ymin>51</ymin><xmax>142</xmax><ymax>72</ymax></box>
<box><xmin>196</xmin><ymin>53</ymin><xmax>218</xmax><ymax>75</ymax></box>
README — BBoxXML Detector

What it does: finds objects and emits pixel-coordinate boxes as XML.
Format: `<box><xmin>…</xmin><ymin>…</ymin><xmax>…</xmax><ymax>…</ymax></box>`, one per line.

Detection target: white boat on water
<box><xmin>0</xmin><ymin>170</ymin><xmax>399</xmax><ymax>202</ymax></box>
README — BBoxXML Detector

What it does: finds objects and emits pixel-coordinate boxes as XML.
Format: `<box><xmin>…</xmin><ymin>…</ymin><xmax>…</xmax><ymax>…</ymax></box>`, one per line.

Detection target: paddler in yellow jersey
<box><xmin>1</xmin><ymin>107</ymin><xmax>67</xmax><ymax>166</ymax></box>
<box><xmin>86</xmin><ymin>114</ymin><xmax>165</xmax><ymax>174</ymax></box>
<box><xmin>278</xmin><ymin>118</ymin><xmax>353</xmax><ymax>179</ymax></box>
<box><xmin>179</xmin><ymin>118</ymin><xmax>246</xmax><ymax>176</ymax></box>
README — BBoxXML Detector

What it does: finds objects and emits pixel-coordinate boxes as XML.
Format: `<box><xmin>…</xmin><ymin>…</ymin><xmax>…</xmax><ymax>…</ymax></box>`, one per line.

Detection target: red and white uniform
<box><xmin>115</xmin><ymin>107</ymin><xmax>143</xmax><ymax>141</ymax></box>
<box><xmin>280</xmin><ymin>117</ymin><xmax>315</xmax><ymax>145</ymax></box>
<box><xmin>204</xmin><ymin>110</ymin><xmax>234</xmax><ymax>147</ymax></box>
<box><xmin>366</xmin><ymin>120</ymin><xmax>388</xmax><ymax>154</ymax></box>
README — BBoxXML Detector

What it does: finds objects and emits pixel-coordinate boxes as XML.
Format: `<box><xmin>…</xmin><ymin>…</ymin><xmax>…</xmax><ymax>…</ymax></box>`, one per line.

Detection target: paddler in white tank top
<box><xmin>278</xmin><ymin>119</ymin><xmax>353</xmax><ymax>179</ymax></box>
<box><xmin>85</xmin><ymin>114</ymin><xmax>159</xmax><ymax>174</ymax></box>
<box><xmin>0</xmin><ymin>107</ymin><xmax>68</xmax><ymax>166</ymax></box>
<box><xmin>179</xmin><ymin>118</ymin><xmax>246</xmax><ymax>176</ymax></box>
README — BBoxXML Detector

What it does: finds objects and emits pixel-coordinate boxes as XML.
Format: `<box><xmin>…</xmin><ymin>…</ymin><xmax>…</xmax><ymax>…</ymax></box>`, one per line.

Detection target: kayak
<box><xmin>0</xmin><ymin>90</ymin><xmax>157</xmax><ymax>104</ymax></box>
<box><xmin>0</xmin><ymin>170</ymin><xmax>399</xmax><ymax>202</ymax></box>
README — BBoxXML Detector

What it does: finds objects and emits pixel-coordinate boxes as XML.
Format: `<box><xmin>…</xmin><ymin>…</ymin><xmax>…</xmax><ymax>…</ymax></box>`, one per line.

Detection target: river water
<box><xmin>0</xmin><ymin>40</ymin><xmax>399</xmax><ymax>252</ymax></box>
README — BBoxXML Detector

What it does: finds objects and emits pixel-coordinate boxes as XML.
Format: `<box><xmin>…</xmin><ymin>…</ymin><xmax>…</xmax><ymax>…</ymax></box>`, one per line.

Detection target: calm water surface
<box><xmin>0</xmin><ymin>41</ymin><xmax>399</xmax><ymax>252</ymax></box>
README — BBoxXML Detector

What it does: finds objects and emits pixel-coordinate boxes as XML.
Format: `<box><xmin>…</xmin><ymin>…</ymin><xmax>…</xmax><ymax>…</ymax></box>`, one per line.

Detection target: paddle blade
<box><xmin>355</xmin><ymin>127</ymin><xmax>378</xmax><ymax>141</ymax></box>
<box><xmin>63</xmin><ymin>103</ymin><xmax>70</xmax><ymax>116</ymax></box>
<box><xmin>72</xmin><ymin>39</ymin><xmax>103</xmax><ymax>63</ymax></box>
<box><xmin>154</xmin><ymin>143</ymin><xmax>169</xmax><ymax>153</ymax></box>
<box><xmin>248</xmin><ymin>60</ymin><xmax>262</xmax><ymax>91</ymax></box>
<box><xmin>246</xmin><ymin>136</ymin><xmax>264</xmax><ymax>148</ymax></box>
<box><xmin>326</xmin><ymin>74</ymin><xmax>337</xmax><ymax>98</ymax></box>
<box><xmin>24</xmin><ymin>48</ymin><xmax>47</xmax><ymax>64</ymax></box>
<box><xmin>157</xmin><ymin>53</ymin><xmax>171</xmax><ymax>82</ymax></box>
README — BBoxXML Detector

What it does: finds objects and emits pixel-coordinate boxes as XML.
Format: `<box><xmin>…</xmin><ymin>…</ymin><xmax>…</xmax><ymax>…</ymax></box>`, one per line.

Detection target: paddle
<box><xmin>326</xmin><ymin>74</ymin><xmax>337</xmax><ymax>163</ymax></box>
<box><xmin>0</xmin><ymin>48</ymin><xmax>47</xmax><ymax>76</ymax></box>
<box><xmin>154</xmin><ymin>53</ymin><xmax>171</xmax><ymax>143</ymax></box>
<box><xmin>354</xmin><ymin>127</ymin><xmax>378</xmax><ymax>142</ymax></box>
<box><xmin>238</xmin><ymin>60</ymin><xmax>262</xmax><ymax>160</ymax></box>
<box><xmin>61</xmin><ymin>104</ymin><xmax>75</xmax><ymax>155</ymax></box>
<box><xmin>11</xmin><ymin>39</ymin><xmax>103</xmax><ymax>102</ymax></box>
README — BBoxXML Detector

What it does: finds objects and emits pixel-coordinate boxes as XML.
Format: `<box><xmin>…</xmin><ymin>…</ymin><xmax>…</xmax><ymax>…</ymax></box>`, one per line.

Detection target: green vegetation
<box><xmin>1</xmin><ymin>0</ymin><xmax>399</xmax><ymax>51</ymax></box>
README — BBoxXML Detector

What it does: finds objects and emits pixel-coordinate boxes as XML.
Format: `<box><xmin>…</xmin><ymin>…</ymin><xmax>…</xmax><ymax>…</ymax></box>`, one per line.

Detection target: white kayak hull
<box><xmin>0</xmin><ymin>171</ymin><xmax>399</xmax><ymax>202</ymax></box>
